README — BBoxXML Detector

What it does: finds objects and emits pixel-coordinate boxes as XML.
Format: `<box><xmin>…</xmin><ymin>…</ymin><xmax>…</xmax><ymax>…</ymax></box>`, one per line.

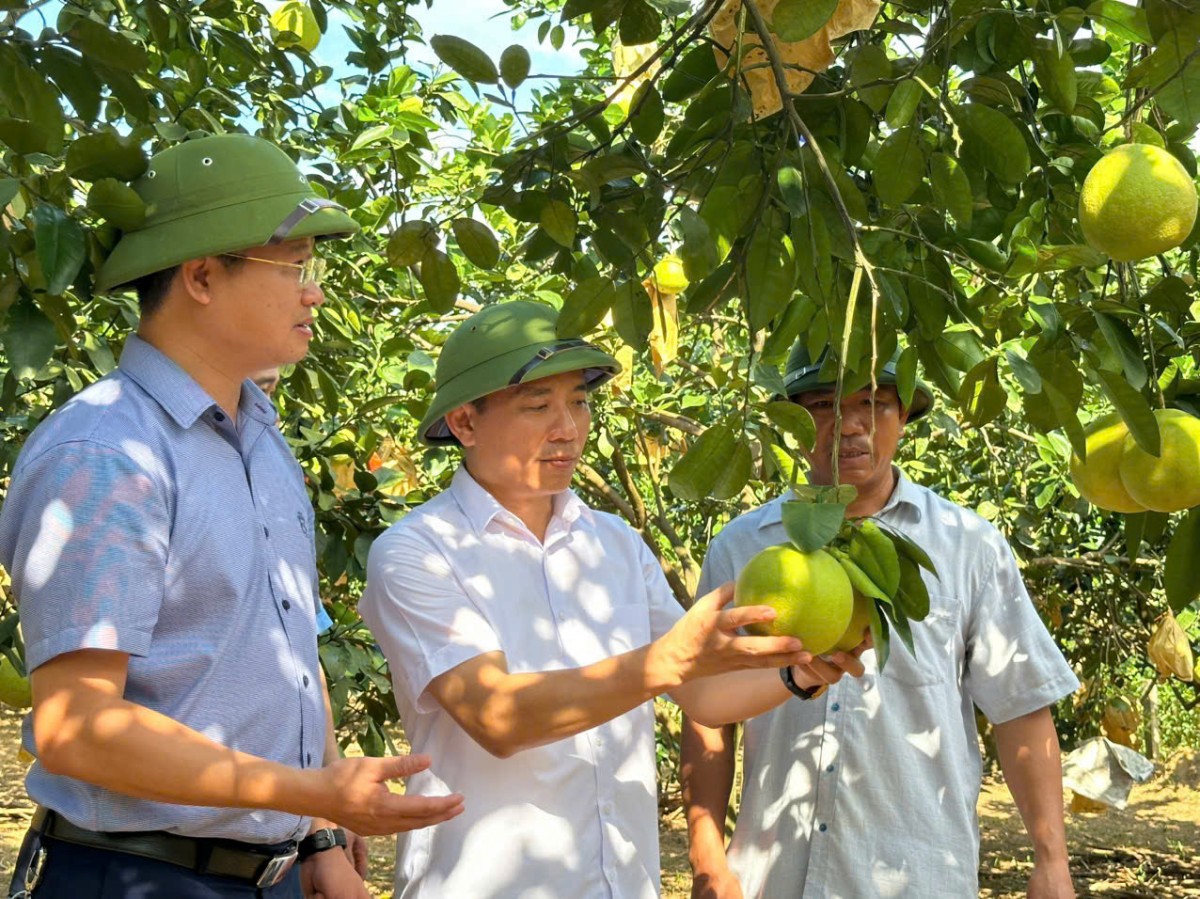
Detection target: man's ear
<box><xmin>178</xmin><ymin>258</ymin><xmax>216</xmax><ymax>306</ymax></box>
<box><xmin>444</xmin><ymin>404</ymin><xmax>478</xmax><ymax>448</ymax></box>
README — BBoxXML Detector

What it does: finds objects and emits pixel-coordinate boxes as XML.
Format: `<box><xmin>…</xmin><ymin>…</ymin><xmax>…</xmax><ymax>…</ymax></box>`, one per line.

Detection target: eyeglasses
<box><xmin>221</xmin><ymin>254</ymin><xmax>327</xmax><ymax>288</ymax></box>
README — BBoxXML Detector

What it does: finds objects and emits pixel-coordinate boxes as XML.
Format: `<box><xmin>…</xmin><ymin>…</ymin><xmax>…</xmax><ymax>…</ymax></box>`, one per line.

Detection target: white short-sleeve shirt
<box><xmin>359</xmin><ymin>466</ymin><xmax>685</xmax><ymax>899</ymax></box>
<box><xmin>699</xmin><ymin>472</ymin><xmax>1080</xmax><ymax>899</ymax></box>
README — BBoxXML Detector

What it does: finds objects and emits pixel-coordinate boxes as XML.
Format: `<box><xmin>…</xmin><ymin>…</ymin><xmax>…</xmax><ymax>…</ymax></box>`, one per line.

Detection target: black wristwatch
<box><xmin>298</xmin><ymin>827</ymin><xmax>347</xmax><ymax>861</ymax></box>
<box><xmin>780</xmin><ymin>665</ymin><xmax>828</xmax><ymax>700</ymax></box>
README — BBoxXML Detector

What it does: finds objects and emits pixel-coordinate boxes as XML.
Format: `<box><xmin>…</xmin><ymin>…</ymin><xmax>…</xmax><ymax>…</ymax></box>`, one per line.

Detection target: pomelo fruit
<box><xmin>0</xmin><ymin>656</ymin><xmax>31</xmax><ymax>710</ymax></box>
<box><xmin>1069</xmin><ymin>413</ymin><xmax>1146</xmax><ymax>513</ymax></box>
<box><xmin>1078</xmin><ymin>143</ymin><xmax>1198</xmax><ymax>262</ymax></box>
<box><xmin>833</xmin><ymin>591</ymin><xmax>872</xmax><ymax>652</ymax></box>
<box><xmin>734</xmin><ymin>545</ymin><xmax>853</xmax><ymax>655</ymax></box>
<box><xmin>650</xmin><ymin>254</ymin><xmax>689</xmax><ymax>294</ymax></box>
<box><xmin>1118</xmin><ymin>408</ymin><xmax>1200</xmax><ymax>513</ymax></box>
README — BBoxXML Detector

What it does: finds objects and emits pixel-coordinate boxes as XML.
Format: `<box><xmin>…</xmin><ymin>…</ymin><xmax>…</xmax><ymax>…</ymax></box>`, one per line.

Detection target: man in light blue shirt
<box><xmin>682</xmin><ymin>345</ymin><xmax>1079</xmax><ymax>899</ymax></box>
<box><xmin>0</xmin><ymin>134</ymin><xmax>461</xmax><ymax>899</ymax></box>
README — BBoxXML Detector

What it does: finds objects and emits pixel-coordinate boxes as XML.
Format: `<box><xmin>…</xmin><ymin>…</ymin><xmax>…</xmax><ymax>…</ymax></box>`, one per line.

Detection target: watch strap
<box><xmin>780</xmin><ymin>666</ymin><xmax>828</xmax><ymax>700</ymax></box>
<box><xmin>298</xmin><ymin>827</ymin><xmax>346</xmax><ymax>861</ymax></box>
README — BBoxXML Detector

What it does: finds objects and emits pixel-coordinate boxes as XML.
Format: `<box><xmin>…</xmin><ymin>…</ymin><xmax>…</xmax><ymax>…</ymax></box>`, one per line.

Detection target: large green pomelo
<box><xmin>834</xmin><ymin>592</ymin><xmax>873</xmax><ymax>652</ymax></box>
<box><xmin>0</xmin><ymin>657</ymin><xmax>31</xmax><ymax>710</ymax></box>
<box><xmin>1119</xmin><ymin>408</ymin><xmax>1200</xmax><ymax>513</ymax></box>
<box><xmin>1069</xmin><ymin>412</ymin><xmax>1146</xmax><ymax>513</ymax></box>
<box><xmin>734</xmin><ymin>545</ymin><xmax>853</xmax><ymax>655</ymax></box>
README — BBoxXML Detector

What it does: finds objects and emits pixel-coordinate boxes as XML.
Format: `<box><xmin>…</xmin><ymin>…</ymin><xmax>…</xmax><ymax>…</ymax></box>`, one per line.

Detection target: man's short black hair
<box><xmin>128</xmin><ymin>256</ymin><xmax>245</xmax><ymax>318</ymax></box>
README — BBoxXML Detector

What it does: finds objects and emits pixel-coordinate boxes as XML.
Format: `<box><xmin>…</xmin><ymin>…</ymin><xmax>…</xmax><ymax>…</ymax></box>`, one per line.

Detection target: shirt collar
<box><xmin>757</xmin><ymin>468</ymin><xmax>923</xmax><ymax>530</ymax></box>
<box><xmin>118</xmin><ymin>335</ymin><xmax>277</xmax><ymax>429</ymax></box>
<box><xmin>450</xmin><ymin>465</ymin><xmax>592</xmax><ymax>537</ymax></box>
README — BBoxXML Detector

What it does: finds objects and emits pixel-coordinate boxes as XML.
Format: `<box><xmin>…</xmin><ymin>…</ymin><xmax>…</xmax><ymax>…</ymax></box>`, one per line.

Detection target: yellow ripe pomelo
<box><xmin>270</xmin><ymin>1</ymin><xmax>322</xmax><ymax>53</ymax></box>
<box><xmin>1069</xmin><ymin>413</ymin><xmax>1146</xmax><ymax>513</ymax></box>
<box><xmin>0</xmin><ymin>656</ymin><xmax>31</xmax><ymax>710</ymax></box>
<box><xmin>833</xmin><ymin>591</ymin><xmax>872</xmax><ymax>652</ymax></box>
<box><xmin>734</xmin><ymin>545</ymin><xmax>853</xmax><ymax>655</ymax></box>
<box><xmin>1118</xmin><ymin>408</ymin><xmax>1200</xmax><ymax>513</ymax></box>
<box><xmin>1078</xmin><ymin>143</ymin><xmax>1198</xmax><ymax>262</ymax></box>
<box><xmin>651</xmin><ymin>254</ymin><xmax>689</xmax><ymax>295</ymax></box>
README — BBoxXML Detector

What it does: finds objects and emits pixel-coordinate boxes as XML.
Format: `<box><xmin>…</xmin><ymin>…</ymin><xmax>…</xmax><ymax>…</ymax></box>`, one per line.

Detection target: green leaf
<box><xmin>929</xmin><ymin>153</ymin><xmax>973</xmax><ymax>228</ymax></box>
<box><xmin>1095</xmin><ymin>368</ymin><xmax>1160</xmax><ymax>457</ymax></box>
<box><xmin>0</xmin><ymin>300</ymin><xmax>57</xmax><ymax>380</ymax></box>
<box><xmin>1093</xmin><ymin>312</ymin><xmax>1148</xmax><ymax>389</ymax></box>
<box><xmin>86</xmin><ymin>178</ymin><xmax>145</xmax><ymax>230</ymax></box>
<box><xmin>68</xmin><ymin>17</ymin><xmax>148</xmax><ymax>72</ymax></box>
<box><xmin>661</xmin><ymin>46</ymin><xmax>719</xmax><ymax>104</ymax></box>
<box><xmin>499</xmin><ymin>44</ymin><xmax>531</xmax><ymax>89</ymax></box>
<box><xmin>1044</xmin><ymin>380</ymin><xmax>1087</xmax><ymax>460</ymax></box>
<box><xmin>1165</xmin><ymin>508</ymin><xmax>1200</xmax><ymax>614</ymax></box>
<box><xmin>610</xmin><ymin>279</ymin><xmax>651</xmax><ymax>349</ymax></box>
<box><xmin>895</xmin><ymin>345</ymin><xmax>918</xmax><ymax>409</ymax></box>
<box><xmin>765</xmin><ymin>401</ymin><xmax>816</xmax><ymax>449</ymax></box>
<box><xmin>849</xmin><ymin>43</ymin><xmax>892</xmax><ymax>113</ymax></box>
<box><xmin>451</xmin><ymin>218</ymin><xmax>501</xmax><ymax>270</ymax></box>
<box><xmin>1032</xmin><ymin>43</ymin><xmax>1077</xmax><ymax>113</ymax></box>
<box><xmin>781</xmin><ymin>500</ymin><xmax>847</xmax><ymax>553</ymax></box>
<box><xmin>430</xmin><ymin>35</ymin><xmax>499</xmax><ymax>84</ymax></box>
<box><xmin>387</xmin><ymin>221</ymin><xmax>437</xmax><ymax>267</ymax></box>
<box><xmin>557</xmin><ymin>276</ymin><xmax>616</xmax><ymax>336</ymax></box>
<box><xmin>880</xmin><ymin>601</ymin><xmax>916</xmax><ymax>658</ymax></box>
<box><xmin>744</xmin><ymin>222</ymin><xmax>796</xmax><ymax>332</ymax></box>
<box><xmin>619</xmin><ymin>0</ymin><xmax>660</xmax><ymax>46</ymax></box>
<box><xmin>776</xmin><ymin>166</ymin><xmax>805</xmax><ymax>215</ymax></box>
<box><xmin>881</xmin><ymin>524</ymin><xmax>938</xmax><ymax>577</ymax></box>
<box><xmin>874</xmin><ymin>125</ymin><xmax>925</xmax><ymax>205</ymax></box>
<box><xmin>1141</xmin><ymin>28</ymin><xmax>1200</xmax><ymax>127</ymax></box>
<box><xmin>848</xmin><ymin>521</ymin><xmax>902</xmax><ymax>596</ymax></box>
<box><xmin>957</xmin><ymin>357</ymin><xmax>1007</xmax><ymax>428</ymax></box>
<box><xmin>630</xmin><ymin>83</ymin><xmax>664</xmax><ymax>145</ymax></box>
<box><xmin>64</xmin><ymin>132</ymin><xmax>148</xmax><ymax>182</ymax></box>
<box><xmin>955</xmin><ymin>103</ymin><xmax>1031</xmax><ymax>184</ymax></box>
<box><xmin>32</xmin><ymin>205</ymin><xmax>85</xmax><ymax>296</ymax></box>
<box><xmin>885</xmin><ymin>78</ymin><xmax>923</xmax><ymax>128</ymax></box>
<box><xmin>1086</xmin><ymin>0</ymin><xmax>1152</xmax><ymax>43</ymax></box>
<box><xmin>540</xmin><ymin>201</ymin><xmax>577</xmax><ymax>248</ymax></box>
<box><xmin>678</xmin><ymin>206</ymin><xmax>718</xmax><ymax>282</ymax></box>
<box><xmin>867</xmin><ymin>599</ymin><xmax>891</xmax><ymax>671</ymax></box>
<box><xmin>1005</xmin><ymin>349</ymin><xmax>1043</xmax><ymax>394</ymax></box>
<box><xmin>1125</xmin><ymin>511</ymin><xmax>1148</xmax><ymax>563</ymax></box>
<box><xmin>1032</xmin><ymin>244</ymin><xmax>1107</xmax><ymax>272</ymax></box>
<box><xmin>0</xmin><ymin>177</ymin><xmax>18</xmax><ymax>209</ymax></box>
<box><xmin>773</xmin><ymin>0</ymin><xmax>838</xmax><ymax>42</ymax></box>
<box><xmin>711</xmin><ymin>438</ymin><xmax>753</xmax><ymax>501</ymax></box>
<box><xmin>669</xmin><ymin>423</ymin><xmax>739</xmax><ymax>501</ymax></box>
<box><xmin>418</xmin><ymin>248</ymin><xmax>460</xmax><ymax>313</ymax></box>
<box><xmin>893</xmin><ymin>554</ymin><xmax>930</xmax><ymax>621</ymax></box>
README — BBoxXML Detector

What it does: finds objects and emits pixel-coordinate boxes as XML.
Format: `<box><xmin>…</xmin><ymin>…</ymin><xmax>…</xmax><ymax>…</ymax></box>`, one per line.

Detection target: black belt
<box><xmin>30</xmin><ymin>807</ymin><xmax>299</xmax><ymax>888</ymax></box>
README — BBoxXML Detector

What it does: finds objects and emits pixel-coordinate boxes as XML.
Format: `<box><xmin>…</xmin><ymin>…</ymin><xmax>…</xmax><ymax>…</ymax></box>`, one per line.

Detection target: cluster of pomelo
<box><xmin>1070</xmin><ymin>409</ymin><xmax>1200</xmax><ymax>514</ymax></box>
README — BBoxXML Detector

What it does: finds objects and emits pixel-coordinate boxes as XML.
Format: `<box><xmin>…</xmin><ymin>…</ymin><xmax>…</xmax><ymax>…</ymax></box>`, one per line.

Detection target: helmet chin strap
<box><xmin>267</xmin><ymin>197</ymin><xmax>345</xmax><ymax>244</ymax></box>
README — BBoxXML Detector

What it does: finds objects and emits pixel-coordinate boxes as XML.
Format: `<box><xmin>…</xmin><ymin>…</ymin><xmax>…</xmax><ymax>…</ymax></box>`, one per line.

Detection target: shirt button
<box><xmin>263</xmin><ymin>527</ymin><xmax>270</xmax><ymax>539</ymax></box>
<box><xmin>282</xmin><ymin>600</ymin><xmax>291</xmax><ymax>611</ymax></box>
<box><xmin>819</xmin><ymin>823</ymin><xmax>828</xmax><ymax>833</ymax></box>
<box><xmin>826</xmin><ymin>764</ymin><xmax>835</xmax><ymax>773</ymax></box>
<box><xmin>831</xmin><ymin>702</ymin><xmax>841</xmax><ymax>712</ymax></box>
<box><xmin>303</xmin><ymin>675</ymin><xmax>309</xmax><ymax>687</ymax></box>
<box><xmin>214</xmin><ymin>411</ymin><xmax>225</xmax><ymax>422</ymax></box>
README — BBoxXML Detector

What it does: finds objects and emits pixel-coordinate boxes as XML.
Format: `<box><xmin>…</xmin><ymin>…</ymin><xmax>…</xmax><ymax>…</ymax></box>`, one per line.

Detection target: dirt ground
<box><xmin>0</xmin><ymin>707</ymin><xmax>1196</xmax><ymax>897</ymax></box>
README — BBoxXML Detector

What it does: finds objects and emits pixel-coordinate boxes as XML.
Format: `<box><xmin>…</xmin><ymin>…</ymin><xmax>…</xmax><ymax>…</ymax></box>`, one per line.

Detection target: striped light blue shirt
<box><xmin>0</xmin><ymin>335</ymin><xmax>327</xmax><ymax>843</ymax></box>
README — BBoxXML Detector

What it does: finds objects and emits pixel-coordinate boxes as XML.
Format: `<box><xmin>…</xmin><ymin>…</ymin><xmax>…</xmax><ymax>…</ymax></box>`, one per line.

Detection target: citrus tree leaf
<box><xmin>957</xmin><ymin>356</ymin><xmax>1007</xmax><ymax>427</ymax></box>
<box><xmin>86</xmin><ymin>178</ymin><xmax>145</xmax><ymax>229</ymax></box>
<box><xmin>540</xmin><ymin>200</ymin><xmax>577</xmax><ymax>248</ymax></box>
<box><xmin>874</xmin><ymin>124</ymin><xmax>925</xmax><ymax>205</ymax></box>
<box><xmin>499</xmin><ymin>44</ymin><xmax>531</xmax><ymax>89</ymax></box>
<box><xmin>781</xmin><ymin>500</ymin><xmax>846</xmax><ymax>553</ymax></box>
<box><xmin>660</xmin><ymin>46</ymin><xmax>718</xmax><ymax>103</ymax></box>
<box><xmin>765</xmin><ymin>400</ymin><xmax>816</xmax><ymax>449</ymax></box>
<box><xmin>773</xmin><ymin>0</ymin><xmax>838</xmax><ymax>42</ymax></box>
<box><xmin>610</xmin><ymin>279</ymin><xmax>651</xmax><ymax>349</ymax></box>
<box><xmin>1164</xmin><ymin>508</ymin><xmax>1200</xmax><ymax>614</ymax></box>
<box><xmin>1093</xmin><ymin>312</ymin><xmax>1148</xmax><ymax>389</ymax></box>
<box><xmin>744</xmin><ymin>220</ymin><xmax>796</xmax><ymax>332</ymax></box>
<box><xmin>849</xmin><ymin>43</ymin><xmax>892</xmax><ymax>112</ymax></box>
<box><xmin>417</xmin><ymin>248</ymin><xmax>459</xmax><ymax>312</ymax></box>
<box><xmin>711</xmin><ymin>437</ymin><xmax>752</xmax><ymax>500</ymax></box>
<box><xmin>1094</xmin><ymin>367</ymin><xmax>1160</xmax><ymax>456</ymax></box>
<box><xmin>557</xmin><ymin>276</ymin><xmax>616</xmax><ymax>336</ymax></box>
<box><xmin>451</xmin><ymin>218</ymin><xmax>500</xmax><ymax>270</ymax></box>
<box><xmin>68</xmin><ymin>17</ymin><xmax>148</xmax><ymax>72</ymax></box>
<box><xmin>64</xmin><ymin>131</ymin><xmax>148</xmax><ymax>181</ymax></box>
<box><xmin>1032</xmin><ymin>43</ymin><xmax>1077</xmax><ymax>113</ymax></box>
<box><xmin>387</xmin><ymin>221</ymin><xmax>436</xmax><ymax>267</ymax></box>
<box><xmin>955</xmin><ymin>103</ymin><xmax>1031</xmax><ymax>184</ymax></box>
<box><xmin>669</xmin><ymin>422</ymin><xmax>738</xmax><ymax>501</ymax></box>
<box><xmin>895</xmin><ymin>345</ymin><xmax>918</xmax><ymax>409</ymax></box>
<box><xmin>32</xmin><ymin>204</ymin><xmax>85</xmax><ymax>296</ymax></box>
<box><xmin>1087</xmin><ymin>0</ymin><xmax>1152</xmax><ymax>43</ymax></box>
<box><xmin>0</xmin><ymin>300</ymin><xmax>57</xmax><ymax>380</ymax></box>
<box><xmin>619</xmin><ymin>0</ymin><xmax>660</xmax><ymax>46</ymax></box>
<box><xmin>893</xmin><ymin>554</ymin><xmax>930</xmax><ymax>621</ymax></box>
<box><xmin>430</xmin><ymin>35</ymin><xmax>499</xmax><ymax>84</ymax></box>
<box><xmin>885</xmin><ymin>78</ymin><xmax>923</xmax><ymax>128</ymax></box>
<box><xmin>630</xmin><ymin>83</ymin><xmax>664</xmax><ymax>145</ymax></box>
<box><xmin>929</xmin><ymin>153</ymin><xmax>973</xmax><ymax>228</ymax></box>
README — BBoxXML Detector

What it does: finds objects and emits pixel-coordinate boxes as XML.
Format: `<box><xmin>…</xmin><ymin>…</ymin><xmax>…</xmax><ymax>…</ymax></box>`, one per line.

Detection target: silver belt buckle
<box><xmin>255</xmin><ymin>848</ymin><xmax>298</xmax><ymax>888</ymax></box>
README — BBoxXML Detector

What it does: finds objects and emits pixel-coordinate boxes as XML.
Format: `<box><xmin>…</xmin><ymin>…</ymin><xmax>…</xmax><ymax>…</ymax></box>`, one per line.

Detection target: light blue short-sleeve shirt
<box><xmin>0</xmin><ymin>335</ymin><xmax>327</xmax><ymax>843</ymax></box>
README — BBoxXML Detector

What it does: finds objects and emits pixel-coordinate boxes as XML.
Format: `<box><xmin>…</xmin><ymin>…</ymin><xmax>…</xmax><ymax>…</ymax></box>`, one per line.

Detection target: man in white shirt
<box><xmin>681</xmin><ymin>345</ymin><xmax>1080</xmax><ymax>899</ymax></box>
<box><xmin>359</xmin><ymin>302</ymin><xmax>867</xmax><ymax>898</ymax></box>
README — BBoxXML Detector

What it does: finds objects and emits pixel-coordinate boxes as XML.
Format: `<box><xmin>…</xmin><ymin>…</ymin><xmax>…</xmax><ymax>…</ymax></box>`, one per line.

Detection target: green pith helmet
<box><xmin>95</xmin><ymin>133</ymin><xmax>360</xmax><ymax>292</ymax></box>
<box><xmin>784</xmin><ymin>342</ymin><xmax>934</xmax><ymax>421</ymax></box>
<box><xmin>419</xmin><ymin>301</ymin><xmax>621</xmax><ymax>446</ymax></box>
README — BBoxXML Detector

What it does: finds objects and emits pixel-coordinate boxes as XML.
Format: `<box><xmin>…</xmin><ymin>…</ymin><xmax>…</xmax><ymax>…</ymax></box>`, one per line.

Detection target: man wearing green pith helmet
<box><xmin>358</xmin><ymin>301</ymin><xmax>871</xmax><ymax>898</ymax></box>
<box><xmin>0</xmin><ymin>133</ymin><xmax>462</xmax><ymax>899</ymax></box>
<box><xmin>681</xmin><ymin>344</ymin><xmax>1080</xmax><ymax>899</ymax></box>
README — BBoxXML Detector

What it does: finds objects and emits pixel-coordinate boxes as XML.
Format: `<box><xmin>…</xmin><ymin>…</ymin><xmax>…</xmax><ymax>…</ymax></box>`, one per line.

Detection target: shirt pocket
<box><xmin>876</xmin><ymin>593</ymin><xmax>960</xmax><ymax>688</ymax></box>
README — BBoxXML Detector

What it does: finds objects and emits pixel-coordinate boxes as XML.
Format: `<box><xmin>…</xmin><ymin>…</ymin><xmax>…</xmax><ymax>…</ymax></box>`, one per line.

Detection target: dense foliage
<box><xmin>0</xmin><ymin>0</ymin><xmax>1197</xmax><ymax>758</ymax></box>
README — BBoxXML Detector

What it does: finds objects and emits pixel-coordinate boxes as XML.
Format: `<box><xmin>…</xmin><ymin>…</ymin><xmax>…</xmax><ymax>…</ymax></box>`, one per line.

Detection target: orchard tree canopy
<box><xmin>0</xmin><ymin>0</ymin><xmax>1198</xmax><ymax>753</ymax></box>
